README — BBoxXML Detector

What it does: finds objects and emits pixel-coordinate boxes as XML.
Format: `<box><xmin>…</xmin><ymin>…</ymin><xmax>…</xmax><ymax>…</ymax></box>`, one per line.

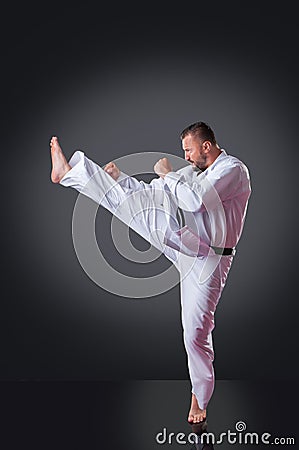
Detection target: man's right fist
<box><xmin>104</xmin><ymin>161</ymin><xmax>120</xmax><ymax>180</ymax></box>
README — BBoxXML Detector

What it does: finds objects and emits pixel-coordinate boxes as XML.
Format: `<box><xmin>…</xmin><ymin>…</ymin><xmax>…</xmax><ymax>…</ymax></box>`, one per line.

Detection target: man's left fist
<box><xmin>154</xmin><ymin>157</ymin><xmax>173</xmax><ymax>179</ymax></box>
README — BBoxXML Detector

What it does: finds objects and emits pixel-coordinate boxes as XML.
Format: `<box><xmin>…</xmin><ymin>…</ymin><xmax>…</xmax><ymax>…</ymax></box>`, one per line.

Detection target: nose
<box><xmin>185</xmin><ymin>153</ymin><xmax>190</xmax><ymax>161</ymax></box>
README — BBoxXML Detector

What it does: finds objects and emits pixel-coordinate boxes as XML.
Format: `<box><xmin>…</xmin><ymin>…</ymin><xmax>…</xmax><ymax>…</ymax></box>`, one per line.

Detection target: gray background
<box><xmin>2</xmin><ymin>5</ymin><xmax>298</xmax><ymax>384</ymax></box>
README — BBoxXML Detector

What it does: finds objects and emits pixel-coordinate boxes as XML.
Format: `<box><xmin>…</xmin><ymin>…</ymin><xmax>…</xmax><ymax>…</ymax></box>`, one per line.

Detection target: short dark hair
<box><xmin>180</xmin><ymin>121</ymin><xmax>216</xmax><ymax>145</ymax></box>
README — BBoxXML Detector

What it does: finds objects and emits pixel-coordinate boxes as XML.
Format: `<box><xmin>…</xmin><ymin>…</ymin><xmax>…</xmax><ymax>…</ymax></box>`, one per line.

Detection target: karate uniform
<box><xmin>60</xmin><ymin>149</ymin><xmax>251</xmax><ymax>410</ymax></box>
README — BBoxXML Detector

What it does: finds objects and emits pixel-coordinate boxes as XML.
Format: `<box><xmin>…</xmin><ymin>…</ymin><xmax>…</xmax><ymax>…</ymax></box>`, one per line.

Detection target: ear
<box><xmin>202</xmin><ymin>140</ymin><xmax>212</xmax><ymax>153</ymax></box>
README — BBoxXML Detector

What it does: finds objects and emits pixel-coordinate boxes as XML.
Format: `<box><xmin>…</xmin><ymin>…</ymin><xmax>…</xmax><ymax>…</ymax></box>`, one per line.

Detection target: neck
<box><xmin>207</xmin><ymin>146</ymin><xmax>221</xmax><ymax>168</ymax></box>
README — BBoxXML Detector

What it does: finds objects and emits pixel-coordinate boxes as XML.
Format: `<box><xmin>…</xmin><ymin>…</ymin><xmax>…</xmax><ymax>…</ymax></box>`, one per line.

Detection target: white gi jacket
<box><xmin>117</xmin><ymin>150</ymin><xmax>251</xmax><ymax>257</ymax></box>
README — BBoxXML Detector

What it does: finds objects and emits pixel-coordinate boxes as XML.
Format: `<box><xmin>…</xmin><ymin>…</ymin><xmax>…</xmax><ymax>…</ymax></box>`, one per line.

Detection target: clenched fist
<box><xmin>104</xmin><ymin>161</ymin><xmax>120</xmax><ymax>180</ymax></box>
<box><xmin>154</xmin><ymin>157</ymin><xmax>173</xmax><ymax>179</ymax></box>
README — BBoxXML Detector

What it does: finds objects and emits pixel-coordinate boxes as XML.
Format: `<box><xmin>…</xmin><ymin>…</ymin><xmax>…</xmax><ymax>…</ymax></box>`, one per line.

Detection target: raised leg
<box><xmin>52</xmin><ymin>141</ymin><xmax>181</xmax><ymax>263</ymax></box>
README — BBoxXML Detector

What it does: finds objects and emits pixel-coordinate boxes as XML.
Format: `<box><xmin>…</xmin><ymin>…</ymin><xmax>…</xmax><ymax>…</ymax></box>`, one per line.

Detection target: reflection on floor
<box><xmin>0</xmin><ymin>380</ymin><xmax>297</xmax><ymax>449</ymax></box>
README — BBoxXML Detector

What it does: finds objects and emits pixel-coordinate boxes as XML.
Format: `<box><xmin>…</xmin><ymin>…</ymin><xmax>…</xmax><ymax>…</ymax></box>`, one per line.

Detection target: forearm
<box><xmin>117</xmin><ymin>172</ymin><xmax>165</xmax><ymax>193</ymax></box>
<box><xmin>164</xmin><ymin>172</ymin><xmax>205</xmax><ymax>212</ymax></box>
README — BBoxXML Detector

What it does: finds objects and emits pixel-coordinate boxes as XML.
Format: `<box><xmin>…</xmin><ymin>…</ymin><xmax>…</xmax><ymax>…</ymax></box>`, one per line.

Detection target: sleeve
<box><xmin>117</xmin><ymin>171</ymin><xmax>165</xmax><ymax>193</ymax></box>
<box><xmin>164</xmin><ymin>164</ymin><xmax>243</xmax><ymax>212</ymax></box>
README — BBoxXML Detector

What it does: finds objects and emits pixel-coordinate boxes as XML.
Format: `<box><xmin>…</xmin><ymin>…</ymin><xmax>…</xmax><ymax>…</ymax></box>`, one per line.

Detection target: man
<box><xmin>50</xmin><ymin>122</ymin><xmax>251</xmax><ymax>424</ymax></box>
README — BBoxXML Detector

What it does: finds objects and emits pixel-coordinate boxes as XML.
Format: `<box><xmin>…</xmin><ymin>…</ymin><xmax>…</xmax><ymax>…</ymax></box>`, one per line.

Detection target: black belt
<box><xmin>210</xmin><ymin>246</ymin><xmax>235</xmax><ymax>256</ymax></box>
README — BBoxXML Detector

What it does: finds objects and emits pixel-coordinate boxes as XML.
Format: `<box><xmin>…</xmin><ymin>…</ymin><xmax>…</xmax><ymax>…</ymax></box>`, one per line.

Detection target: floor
<box><xmin>0</xmin><ymin>380</ymin><xmax>297</xmax><ymax>449</ymax></box>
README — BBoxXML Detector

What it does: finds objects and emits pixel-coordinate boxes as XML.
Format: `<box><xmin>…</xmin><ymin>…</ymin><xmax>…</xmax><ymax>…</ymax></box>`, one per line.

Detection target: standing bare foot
<box><xmin>188</xmin><ymin>393</ymin><xmax>207</xmax><ymax>423</ymax></box>
<box><xmin>50</xmin><ymin>136</ymin><xmax>71</xmax><ymax>183</ymax></box>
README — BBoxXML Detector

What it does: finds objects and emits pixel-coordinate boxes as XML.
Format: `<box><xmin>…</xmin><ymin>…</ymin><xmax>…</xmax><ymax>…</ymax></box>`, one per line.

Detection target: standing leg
<box><xmin>180</xmin><ymin>255</ymin><xmax>233</xmax><ymax>422</ymax></box>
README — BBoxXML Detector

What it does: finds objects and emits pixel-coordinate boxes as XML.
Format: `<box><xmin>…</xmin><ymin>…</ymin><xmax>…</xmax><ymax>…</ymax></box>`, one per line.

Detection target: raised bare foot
<box><xmin>50</xmin><ymin>136</ymin><xmax>71</xmax><ymax>183</ymax></box>
<box><xmin>188</xmin><ymin>393</ymin><xmax>207</xmax><ymax>423</ymax></box>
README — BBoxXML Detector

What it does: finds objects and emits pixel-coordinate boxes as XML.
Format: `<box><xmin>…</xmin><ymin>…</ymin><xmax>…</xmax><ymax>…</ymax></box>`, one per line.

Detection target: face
<box><xmin>182</xmin><ymin>134</ymin><xmax>208</xmax><ymax>171</ymax></box>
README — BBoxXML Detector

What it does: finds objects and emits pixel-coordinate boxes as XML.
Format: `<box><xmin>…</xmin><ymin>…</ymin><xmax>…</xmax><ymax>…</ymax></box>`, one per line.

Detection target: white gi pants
<box><xmin>60</xmin><ymin>151</ymin><xmax>233</xmax><ymax>411</ymax></box>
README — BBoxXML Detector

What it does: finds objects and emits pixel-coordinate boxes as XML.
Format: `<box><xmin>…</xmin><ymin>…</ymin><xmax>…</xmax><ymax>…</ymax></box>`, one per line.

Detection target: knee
<box><xmin>183</xmin><ymin>326</ymin><xmax>211</xmax><ymax>352</ymax></box>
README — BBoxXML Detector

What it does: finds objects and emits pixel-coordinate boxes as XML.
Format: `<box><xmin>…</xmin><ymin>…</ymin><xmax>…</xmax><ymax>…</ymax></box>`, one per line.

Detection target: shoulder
<box><xmin>213</xmin><ymin>150</ymin><xmax>250</xmax><ymax>177</ymax></box>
